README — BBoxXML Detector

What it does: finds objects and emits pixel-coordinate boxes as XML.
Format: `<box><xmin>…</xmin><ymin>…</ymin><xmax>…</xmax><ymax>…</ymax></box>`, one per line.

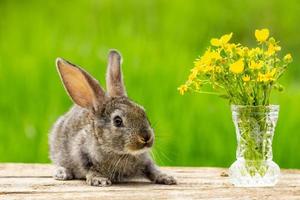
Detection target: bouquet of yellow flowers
<box><xmin>179</xmin><ymin>29</ymin><xmax>293</xmax><ymax>187</ymax></box>
<box><xmin>178</xmin><ymin>28</ymin><xmax>292</xmax><ymax>106</ymax></box>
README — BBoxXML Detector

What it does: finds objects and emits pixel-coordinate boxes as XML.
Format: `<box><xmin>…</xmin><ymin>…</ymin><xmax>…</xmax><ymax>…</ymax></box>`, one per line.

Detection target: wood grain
<box><xmin>0</xmin><ymin>164</ymin><xmax>299</xmax><ymax>200</ymax></box>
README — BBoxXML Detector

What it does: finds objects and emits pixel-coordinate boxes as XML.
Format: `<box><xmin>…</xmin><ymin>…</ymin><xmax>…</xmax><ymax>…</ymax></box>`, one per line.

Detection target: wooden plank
<box><xmin>0</xmin><ymin>164</ymin><xmax>299</xmax><ymax>200</ymax></box>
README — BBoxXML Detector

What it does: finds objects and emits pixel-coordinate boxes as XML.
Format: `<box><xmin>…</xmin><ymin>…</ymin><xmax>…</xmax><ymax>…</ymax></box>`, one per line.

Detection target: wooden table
<box><xmin>0</xmin><ymin>164</ymin><xmax>299</xmax><ymax>200</ymax></box>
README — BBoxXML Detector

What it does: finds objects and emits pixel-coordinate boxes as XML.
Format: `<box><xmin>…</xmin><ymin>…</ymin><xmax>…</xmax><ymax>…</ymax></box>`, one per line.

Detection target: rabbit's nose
<box><xmin>142</xmin><ymin>134</ymin><xmax>153</xmax><ymax>148</ymax></box>
<box><xmin>143</xmin><ymin>134</ymin><xmax>151</xmax><ymax>143</ymax></box>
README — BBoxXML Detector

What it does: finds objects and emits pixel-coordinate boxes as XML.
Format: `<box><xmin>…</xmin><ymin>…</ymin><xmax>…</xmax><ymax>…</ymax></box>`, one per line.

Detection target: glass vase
<box><xmin>229</xmin><ymin>105</ymin><xmax>280</xmax><ymax>187</ymax></box>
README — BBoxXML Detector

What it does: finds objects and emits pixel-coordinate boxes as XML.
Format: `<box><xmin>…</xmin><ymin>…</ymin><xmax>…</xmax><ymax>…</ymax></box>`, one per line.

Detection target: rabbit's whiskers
<box><xmin>109</xmin><ymin>155</ymin><xmax>121</xmax><ymax>181</ymax></box>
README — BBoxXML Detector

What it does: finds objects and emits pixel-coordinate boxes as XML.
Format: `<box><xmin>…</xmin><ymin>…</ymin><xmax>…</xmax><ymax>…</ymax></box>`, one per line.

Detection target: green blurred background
<box><xmin>0</xmin><ymin>0</ymin><xmax>299</xmax><ymax>168</ymax></box>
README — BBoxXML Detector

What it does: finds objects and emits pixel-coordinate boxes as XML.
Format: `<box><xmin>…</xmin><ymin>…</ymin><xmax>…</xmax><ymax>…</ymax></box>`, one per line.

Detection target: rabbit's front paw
<box><xmin>86</xmin><ymin>176</ymin><xmax>112</xmax><ymax>187</ymax></box>
<box><xmin>54</xmin><ymin>167</ymin><xmax>73</xmax><ymax>180</ymax></box>
<box><xmin>155</xmin><ymin>174</ymin><xmax>177</xmax><ymax>185</ymax></box>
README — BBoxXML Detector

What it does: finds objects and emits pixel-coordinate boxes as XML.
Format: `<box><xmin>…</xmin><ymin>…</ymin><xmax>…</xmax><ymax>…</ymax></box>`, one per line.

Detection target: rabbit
<box><xmin>49</xmin><ymin>49</ymin><xmax>177</xmax><ymax>187</ymax></box>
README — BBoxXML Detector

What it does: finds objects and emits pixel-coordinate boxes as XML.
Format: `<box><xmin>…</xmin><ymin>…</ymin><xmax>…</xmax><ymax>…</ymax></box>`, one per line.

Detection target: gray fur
<box><xmin>49</xmin><ymin>50</ymin><xmax>177</xmax><ymax>186</ymax></box>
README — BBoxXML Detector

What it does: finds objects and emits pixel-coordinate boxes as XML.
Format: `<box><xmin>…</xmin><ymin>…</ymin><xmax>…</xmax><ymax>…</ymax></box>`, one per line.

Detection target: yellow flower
<box><xmin>215</xmin><ymin>66</ymin><xmax>223</xmax><ymax>73</ymax></box>
<box><xmin>266</xmin><ymin>43</ymin><xmax>281</xmax><ymax>56</ymax></box>
<box><xmin>230</xmin><ymin>59</ymin><xmax>244</xmax><ymax>74</ymax></box>
<box><xmin>178</xmin><ymin>84</ymin><xmax>188</xmax><ymax>95</ymax></box>
<box><xmin>284</xmin><ymin>53</ymin><xmax>293</xmax><ymax>63</ymax></box>
<box><xmin>188</xmin><ymin>68</ymin><xmax>198</xmax><ymax>81</ymax></box>
<box><xmin>236</xmin><ymin>47</ymin><xmax>249</xmax><ymax>57</ymax></box>
<box><xmin>196</xmin><ymin>49</ymin><xmax>213</xmax><ymax>66</ymax></box>
<box><xmin>257</xmin><ymin>72</ymin><xmax>264</xmax><ymax>82</ymax></box>
<box><xmin>257</xmin><ymin>69</ymin><xmax>277</xmax><ymax>82</ymax></box>
<box><xmin>242</xmin><ymin>75</ymin><xmax>250</xmax><ymax>82</ymax></box>
<box><xmin>210</xmin><ymin>33</ymin><xmax>233</xmax><ymax>47</ymax></box>
<box><xmin>190</xmin><ymin>67</ymin><xmax>199</xmax><ymax>74</ymax></box>
<box><xmin>249</xmin><ymin>47</ymin><xmax>263</xmax><ymax>57</ymax></box>
<box><xmin>267</xmin><ymin>68</ymin><xmax>277</xmax><ymax>79</ymax></box>
<box><xmin>224</xmin><ymin>43</ymin><xmax>238</xmax><ymax>52</ymax></box>
<box><xmin>255</xmin><ymin>28</ymin><xmax>269</xmax><ymax>43</ymax></box>
<box><xmin>194</xmin><ymin>49</ymin><xmax>221</xmax><ymax>73</ymax></box>
<box><xmin>209</xmin><ymin>51</ymin><xmax>222</xmax><ymax>60</ymax></box>
<box><xmin>193</xmin><ymin>81</ymin><xmax>200</xmax><ymax>90</ymax></box>
<box><xmin>194</xmin><ymin>61</ymin><xmax>213</xmax><ymax>73</ymax></box>
<box><xmin>236</xmin><ymin>47</ymin><xmax>243</xmax><ymax>56</ymax></box>
<box><xmin>249</xmin><ymin>60</ymin><xmax>263</xmax><ymax>70</ymax></box>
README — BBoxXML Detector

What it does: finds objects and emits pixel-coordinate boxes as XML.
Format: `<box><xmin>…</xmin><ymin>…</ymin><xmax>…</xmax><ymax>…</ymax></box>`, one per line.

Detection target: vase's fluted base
<box><xmin>229</xmin><ymin>159</ymin><xmax>280</xmax><ymax>187</ymax></box>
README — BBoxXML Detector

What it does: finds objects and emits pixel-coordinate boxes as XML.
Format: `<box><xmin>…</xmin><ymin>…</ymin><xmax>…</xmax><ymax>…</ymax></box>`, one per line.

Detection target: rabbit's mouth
<box><xmin>126</xmin><ymin>147</ymin><xmax>151</xmax><ymax>155</ymax></box>
<box><xmin>125</xmin><ymin>137</ymin><xmax>154</xmax><ymax>155</ymax></box>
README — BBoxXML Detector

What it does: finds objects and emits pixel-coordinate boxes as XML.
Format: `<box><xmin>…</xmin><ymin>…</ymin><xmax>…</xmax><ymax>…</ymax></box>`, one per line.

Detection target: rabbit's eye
<box><xmin>113</xmin><ymin>116</ymin><xmax>123</xmax><ymax>127</ymax></box>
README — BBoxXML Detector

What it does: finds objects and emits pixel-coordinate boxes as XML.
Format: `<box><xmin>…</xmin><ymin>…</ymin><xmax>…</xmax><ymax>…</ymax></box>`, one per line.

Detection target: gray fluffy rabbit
<box><xmin>49</xmin><ymin>50</ymin><xmax>177</xmax><ymax>186</ymax></box>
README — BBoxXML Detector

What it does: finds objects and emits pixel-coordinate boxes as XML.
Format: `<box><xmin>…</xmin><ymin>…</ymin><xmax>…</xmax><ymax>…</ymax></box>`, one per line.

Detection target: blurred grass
<box><xmin>0</xmin><ymin>0</ymin><xmax>299</xmax><ymax>168</ymax></box>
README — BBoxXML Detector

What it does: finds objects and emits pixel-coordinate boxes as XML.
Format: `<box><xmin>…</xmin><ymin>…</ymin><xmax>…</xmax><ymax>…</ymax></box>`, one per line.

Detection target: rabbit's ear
<box><xmin>56</xmin><ymin>58</ymin><xmax>105</xmax><ymax>111</ymax></box>
<box><xmin>106</xmin><ymin>50</ymin><xmax>127</xmax><ymax>97</ymax></box>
